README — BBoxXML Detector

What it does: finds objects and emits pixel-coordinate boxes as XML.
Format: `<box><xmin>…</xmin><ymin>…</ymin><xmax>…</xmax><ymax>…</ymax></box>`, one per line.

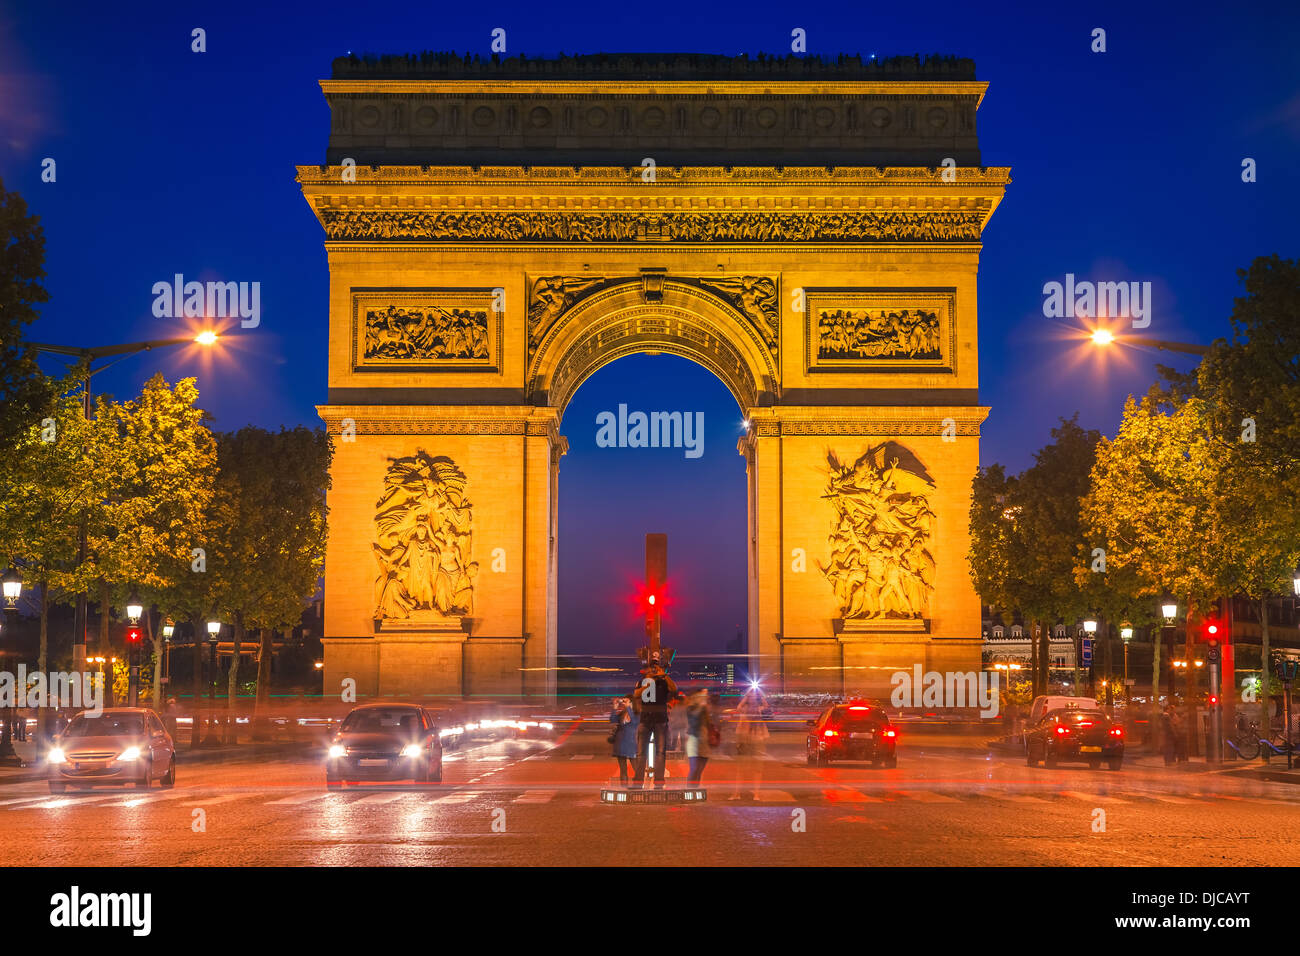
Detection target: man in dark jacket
<box><xmin>631</xmin><ymin>655</ymin><xmax>678</xmax><ymax>789</ymax></box>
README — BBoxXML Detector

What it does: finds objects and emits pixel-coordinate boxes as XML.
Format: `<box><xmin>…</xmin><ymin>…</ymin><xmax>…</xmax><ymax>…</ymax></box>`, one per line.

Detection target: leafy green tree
<box><xmin>203</xmin><ymin>427</ymin><xmax>331</xmax><ymax>740</ymax></box>
<box><xmin>0</xmin><ymin>179</ymin><xmax>55</xmax><ymax>447</ymax></box>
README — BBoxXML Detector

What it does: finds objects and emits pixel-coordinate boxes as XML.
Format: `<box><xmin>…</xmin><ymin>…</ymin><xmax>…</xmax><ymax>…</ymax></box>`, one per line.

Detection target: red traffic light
<box><xmin>125</xmin><ymin>626</ymin><xmax>142</xmax><ymax>645</ymax></box>
<box><xmin>1201</xmin><ymin>619</ymin><xmax>1225</xmax><ymax>642</ymax></box>
<box><xmin>1208</xmin><ymin>694</ymin><xmax>1220</xmax><ymax>708</ymax></box>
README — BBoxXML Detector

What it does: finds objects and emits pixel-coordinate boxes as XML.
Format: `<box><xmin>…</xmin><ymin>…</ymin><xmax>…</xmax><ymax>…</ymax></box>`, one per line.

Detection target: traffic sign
<box><xmin>1081</xmin><ymin>637</ymin><xmax>1093</xmax><ymax>666</ymax></box>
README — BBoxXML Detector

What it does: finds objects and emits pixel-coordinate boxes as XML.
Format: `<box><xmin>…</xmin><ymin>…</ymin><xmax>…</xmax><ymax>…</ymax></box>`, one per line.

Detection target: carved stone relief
<box><xmin>820</xmin><ymin>443</ymin><xmax>936</xmax><ymax>622</ymax></box>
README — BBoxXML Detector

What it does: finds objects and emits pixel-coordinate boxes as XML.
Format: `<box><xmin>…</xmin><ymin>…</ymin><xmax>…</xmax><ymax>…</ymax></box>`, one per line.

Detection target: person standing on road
<box><xmin>685</xmin><ymin>689</ymin><xmax>714</xmax><ymax>784</ymax></box>
<box><xmin>729</xmin><ymin>687</ymin><xmax>770</xmax><ymax>800</ymax></box>
<box><xmin>1160</xmin><ymin>706</ymin><xmax>1176</xmax><ymax>766</ymax></box>
<box><xmin>631</xmin><ymin>653</ymin><xmax>677</xmax><ymax>790</ymax></box>
<box><xmin>610</xmin><ymin>695</ymin><xmax>638</xmax><ymax>786</ymax></box>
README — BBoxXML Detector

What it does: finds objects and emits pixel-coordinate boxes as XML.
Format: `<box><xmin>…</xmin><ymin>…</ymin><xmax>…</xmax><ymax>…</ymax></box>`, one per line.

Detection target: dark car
<box><xmin>806</xmin><ymin>702</ymin><xmax>898</xmax><ymax>768</ymax></box>
<box><xmin>326</xmin><ymin>704</ymin><xmax>444</xmax><ymax>787</ymax></box>
<box><xmin>47</xmin><ymin>708</ymin><xmax>176</xmax><ymax>793</ymax></box>
<box><xmin>1025</xmin><ymin>708</ymin><xmax>1124</xmax><ymax>770</ymax></box>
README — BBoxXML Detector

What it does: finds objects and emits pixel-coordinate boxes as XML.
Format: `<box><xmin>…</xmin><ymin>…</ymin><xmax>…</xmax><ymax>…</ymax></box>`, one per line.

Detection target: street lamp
<box><xmin>2</xmin><ymin>568</ymin><xmax>22</xmax><ymax>610</ymax></box>
<box><xmin>30</xmin><ymin>331</ymin><xmax>225</xmax><ymax>673</ymax></box>
<box><xmin>1292</xmin><ymin>560</ymin><xmax>1300</xmax><ymax>597</ymax></box>
<box><xmin>1160</xmin><ymin>592</ymin><xmax>1178</xmax><ymax>625</ymax></box>
<box><xmin>0</xmin><ymin>571</ymin><xmax>21</xmax><ymax>763</ymax></box>
<box><xmin>1088</xmin><ymin>327</ymin><xmax>1210</xmax><ymax>356</ymax></box>
<box><xmin>161</xmin><ymin>619</ymin><xmax>175</xmax><ymax>696</ymax></box>
<box><xmin>1120</xmin><ymin>624</ymin><xmax>1133</xmax><ymax>705</ymax></box>
<box><xmin>124</xmin><ymin>589</ymin><xmax>144</xmax><ymax>706</ymax></box>
<box><xmin>204</xmin><ymin>617</ymin><xmax>221</xmax><ymax>747</ymax></box>
<box><xmin>125</xmin><ymin>589</ymin><xmax>143</xmax><ymax>624</ymax></box>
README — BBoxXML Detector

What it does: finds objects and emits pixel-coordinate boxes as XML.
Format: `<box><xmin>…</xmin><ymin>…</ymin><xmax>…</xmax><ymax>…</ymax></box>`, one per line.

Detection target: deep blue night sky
<box><xmin>2</xmin><ymin>1</ymin><xmax>1296</xmax><ymax>653</ymax></box>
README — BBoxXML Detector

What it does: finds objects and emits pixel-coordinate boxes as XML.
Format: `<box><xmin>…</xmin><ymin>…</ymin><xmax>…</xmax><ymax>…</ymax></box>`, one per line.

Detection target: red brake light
<box><xmin>883</xmin><ymin>728</ymin><xmax>897</xmax><ymax>738</ymax></box>
<box><xmin>823</xmin><ymin>729</ymin><xmax>837</xmax><ymax>738</ymax></box>
<box><xmin>1078</xmin><ymin>720</ymin><xmax>1093</xmax><ymax>727</ymax></box>
<box><xmin>849</xmin><ymin>706</ymin><xmax>869</xmax><ymax>711</ymax></box>
<box><xmin>1109</xmin><ymin>727</ymin><xmax>1124</xmax><ymax>737</ymax></box>
<box><xmin>1054</xmin><ymin>726</ymin><xmax>1070</xmax><ymax>736</ymax></box>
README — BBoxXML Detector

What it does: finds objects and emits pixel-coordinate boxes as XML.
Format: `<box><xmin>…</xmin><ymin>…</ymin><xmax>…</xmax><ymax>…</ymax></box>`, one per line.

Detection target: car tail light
<box><xmin>1078</xmin><ymin>720</ymin><xmax>1094</xmax><ymax>728</ymax></box>
<box><xmin>1109</xmin><ymin>727</ymin><xmax>1123</xmax><ymax>737</ymax></box>
<box><xmin>1054</xmin><ymin>726</ymin><xmax>1070</xmax><ymax>736</ymax></box>
<box><xmin>823</xmin><ymin>729</ymin><xmax>838</xmax><ymax>738</ymax></box>
<box><xmin>849</xmin><ymin>706</ymin><xmax>869</xmax><ymax>712</ymax></box>
<box><xmin>883</xmin><ymin>728</ymin><xmax>897</xmax><ymax>738</ymax></box>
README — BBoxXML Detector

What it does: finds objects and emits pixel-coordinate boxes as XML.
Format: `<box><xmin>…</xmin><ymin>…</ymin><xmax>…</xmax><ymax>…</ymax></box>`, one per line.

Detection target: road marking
<box><xmin>822</xmin><ymin>788</ymin><xmax>880</xmax><ymax>803</ymax></box>
<box><xmin>1145</xmin><ymin>794</ymin><xmax>1197</xmax><ymax>804</ymax></box>
<box><xmin>0</xmin><ymin>794</ymin><xmax>61</xmax><ymax>807</ymax></box>
<box><xmin>435</xmin><ymin>791</ymin><xmax>481</xmax><ymax>804</ymax></box>
<box><xmin>176</xmin><ymin>793</ymin><xmax>246</xmax><ymax>807</ymax></box>
<box><xmin>570</xmin><ymin>754</ymin><xmax>594</xmax><ymax>760</ymax></box>
<box><xmin>1060</xmin><ymin>791</ymin><xmax>1130</xmax><ymax>803</ymax></box>
<box><xmin>266</xmin><ymin>791</ymin><xmax>334</xmax><ymax>805</ymax></box>
<box><xmin>100</xmin><ymin>790</ymin><xmax>192</xmax><ymax>806</ymax></box>
<box><xmin>353</xmin><ymin>791</ymin><xmax>412</xmax><ymax>804</ymax></box>
<box><xmin>513</xmin><ymin>790</ymin><xmax>556</xmax><ymax>804</ymax></box>
<box><xmin>477</xmin><ymin>756</ymin><xmax>510</xmax><ymax>762</ymax></box>
<box><xmin>987</xmin><ymin>793</ymin><xmax>1052</xmax><ymax>803</ymax></box>
<box><xmin>752</xmin><ymin>790</ymin><xmax>796</xmax><ymax>802</ymax></box>
<box><xmin>892</xmin><ymin>790</ymin><xmax>960</xmax><ymax>803</ymax></box>
<box><xmin>20</xmin><ymin>794</ymin><xmax>129</xmax><ymax>810</ymax></box>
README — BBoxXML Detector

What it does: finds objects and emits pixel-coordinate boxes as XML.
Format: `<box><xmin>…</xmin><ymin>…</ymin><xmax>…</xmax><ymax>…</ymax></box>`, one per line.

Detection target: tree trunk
<box><xmin>190</xmin><ymin>618</ymin><xmax>203</xmax><ymax>749</ymax></box>
<box><xmin>1102</xmin><ymin>616</ymin><xmax>1113</xmax><ymax>708</ymax></box>
<box><xmin>1038</xmin><ymin>622</ymin><xmax>1051</xmax><ymax>696</ymax></box>
<box><xmin>1029</xmin><ymin>621</ymin><xmax>1040</xmax><ymax>698</ymax></box>
<box><xmin>148</xmin><ymin>608</ymin><xmax>161</xmax><ymax>710</ymax></box>
<box><xmin>99</xmin><ymin>579</ymin><xmax>113</xmax><ymax>708</ymax></box>
<box><xmin>1185</xmin><ymin>608</ymin><xmax>1199</xmax><ymax>758</ymax></box>
<box><xmin>226</xmin><ymin>612</ymin><xmax>243</xmax><ymax>745</ymax></box>
<box><xmin>254</xmin><ymin>628</ymin><xmax>273</xmax><ymax>741</ymax></box>
<box><xmin>38</xmin><ymin>583</ymin><xmax>50</xmax><ymax>741</ymax></box>
<box><xmin>1259</xmin><ymin>598</ymin><xmax>1272</xmax><ymax>732</ymax></box>
<box><xmin>1151</xmin><ymin>623</ymin><xmax>1163</xmax><ymax>740</ymax></box>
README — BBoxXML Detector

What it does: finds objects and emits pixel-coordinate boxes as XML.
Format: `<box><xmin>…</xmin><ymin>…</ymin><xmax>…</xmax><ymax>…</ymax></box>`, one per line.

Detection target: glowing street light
<box><xmin>194</xmin><ymin>330</ymin><xmax>219</xmax><ymax>346</ymax></box>
<box><xmin>1</xmin><ymin>568</ymin><xmax>22</xmax><ymax>609</ymax></box>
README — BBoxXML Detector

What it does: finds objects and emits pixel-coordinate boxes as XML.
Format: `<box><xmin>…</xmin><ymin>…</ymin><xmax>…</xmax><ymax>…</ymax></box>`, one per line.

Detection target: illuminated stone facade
<box><xmin>301</xmin><ymin>53</ymin><xmax>1008</xmax><ymax>699</ymax></box>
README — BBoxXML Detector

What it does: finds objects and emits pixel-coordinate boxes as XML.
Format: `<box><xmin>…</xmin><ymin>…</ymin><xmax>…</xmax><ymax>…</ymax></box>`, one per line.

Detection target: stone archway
<box><xmin>303</xmin><ymin>53</ymin><xmax>1008</xmax><ymax>701</ymax></box>
<box><xmin>530</xmin><ymin>277</ymin><xmax>776</xmax><ymax>418</ymax></box>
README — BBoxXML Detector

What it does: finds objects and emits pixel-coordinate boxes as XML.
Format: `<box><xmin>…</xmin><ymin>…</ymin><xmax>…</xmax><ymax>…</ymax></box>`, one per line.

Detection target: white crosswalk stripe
<box><xmin>353</xmin><ymin>791</ymin><xmax>412</xmax><ymax>805</ymax></box>
<box><xmin>434</xmin><ymin>791</ymin><xmax>481</xmax><ymax>804</ymax></box>
<box><xmin>513</xmin><ymin>790</ymin><xmax>556</xmax><ymax>804</ymax></box>
<box><xmin>266</xmin><ymin>791</ymin><xmax>334</xmax><ymax>806</ymax></box>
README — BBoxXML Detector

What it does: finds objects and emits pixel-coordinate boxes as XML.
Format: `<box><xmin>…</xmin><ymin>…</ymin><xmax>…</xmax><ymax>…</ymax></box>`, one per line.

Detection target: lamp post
<box><xmin>1088</xmin><ymin>328</ymin><xmax>1211</xmax><ymax>356</ymax></box>
<box><xmin>161</xmin><ymin>619</ymin><xmax>175</xmax><ymax>695</ymax></box>
<box><xmin>1120</xmin><ymin>624</ymin><xmax>1134</xmax><ymax>707</ymax></box>
<box><xmin>30</xmin><ymin>332</ymin><xmax>224</xmax><ymax>676</ymax></box>
<box><xmin>1082</xmin><ymin>615</ymin><xmax>1098</xmax><ymax>701</ymax></box>
<box><xmin>0</xmin><ymin>569</ymin><xmax>24</xmax><ymax>764</ymax></box>
<box><xmin>125</xmin><ymin>589</ymin><xmax>143</xmax><ymax>707</ymax></box>
<box><xmin>204</xmin><ymin>617</ymin><xmax>222</xmax><ymax>747</ymax></box>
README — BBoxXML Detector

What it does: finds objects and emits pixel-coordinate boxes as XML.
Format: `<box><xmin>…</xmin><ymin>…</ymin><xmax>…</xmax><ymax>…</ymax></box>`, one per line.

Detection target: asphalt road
<box><xmin>3</xmin><ymin>728</ymin><xmax>1299</xmax><ymax>866</ymax></box>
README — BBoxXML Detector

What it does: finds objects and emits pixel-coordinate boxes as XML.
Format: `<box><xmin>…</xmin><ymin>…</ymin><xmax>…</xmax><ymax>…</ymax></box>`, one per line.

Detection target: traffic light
<box><xmin>1207</xmin><ymin>693</ymin><xmax>1220</xmax><ymax>708</ymax></box>
<box><xmin>1201</xmin><ymin>618</ymin><xmax>1225</xmax><ymax>642</ymax></box>
<box><xmin>125</xmin><ymin>626</ymin><xmax>142</xmax><ymax>645</ymax></box>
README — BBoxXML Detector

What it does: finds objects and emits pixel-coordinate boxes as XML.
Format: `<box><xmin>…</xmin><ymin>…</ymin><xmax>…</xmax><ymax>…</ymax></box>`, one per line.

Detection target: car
<box><xmin>806</xmin><ymin>702</ymin><xmax>898</xmax><ymax>768</ymax></box>
<box><xmin>1025</xmin><ymin>708</ymin><xmax>1124</xmax><ymax>770</ymax></box>
<box><xmin>326</xmin><ymin>703</ymin><xmax>444</xmax><ymax>787</ymax></box>
<box><xmin>1027</xmin><ymin>695</ymin><xmax>1102</xmax><ymax>725</ymax></box>
<box><xmin>47</xmin><ymin>707</ymin><xmax>176</xmax><ymax>793</ymax></box>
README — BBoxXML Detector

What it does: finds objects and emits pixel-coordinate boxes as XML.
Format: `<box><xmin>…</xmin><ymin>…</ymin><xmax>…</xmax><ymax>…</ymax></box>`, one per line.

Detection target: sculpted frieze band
<box><xmin>319</xmin><ymin>209</ymin><xmax>984</xmax><ymax>243</ymax></box>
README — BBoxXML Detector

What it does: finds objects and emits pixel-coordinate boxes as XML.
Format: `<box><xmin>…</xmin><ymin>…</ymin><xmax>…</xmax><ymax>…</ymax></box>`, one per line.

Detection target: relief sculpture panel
<box><xmin>820</xmin><ymin>443</ymin><xmax>936</xmax><ymax>625</ymax></box>
<box><xmin>373</xmin><ymin>452</ymin><xmax>479</xmax><ymax>622</ymax></box>
<box><xmin>352</xmin><ymin>290</ymin><xmax>500</xmax><ymax>372</ymax></box>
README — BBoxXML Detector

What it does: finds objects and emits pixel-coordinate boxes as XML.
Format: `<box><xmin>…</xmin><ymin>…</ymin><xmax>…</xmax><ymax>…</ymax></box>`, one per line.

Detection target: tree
<box><xmin>203</xmin><ymin>427</ymin><xmax>331</xmax><ymax>741</ymax></box>
<box><xmin>0</xmin><ymin>178</ymin><xmax>55</xmax><ymax>448</ymax></box>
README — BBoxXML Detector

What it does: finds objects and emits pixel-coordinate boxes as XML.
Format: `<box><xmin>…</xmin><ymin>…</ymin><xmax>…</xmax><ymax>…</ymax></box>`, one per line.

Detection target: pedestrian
<box><xmin>12</xmin><ymin>705</ymin><xmax>25</xmax><ymax>742</ymax></box>
<box><xmin>609</xmin><ymin>695</ymin><xmax>638</xmax><ymax>786</ymax></box>
<box><xmin>684</xmin><ymin>689</ymin><xmax>715</xmax><ymax>784</ymax></box>
<box><xmin>729</xmin><ymin>686</ymin><xmax>770</xmax><ymax>800</ymax></box>
<box><xmin>631</xmin><ymin>652</ymin><xmax>677</xmax><ymax>790</ymax></box>
<box><xmin>1172</xmin><ymin>709</ymin><xmax>1188</xmax><ymax>763</ymax></box>
<box><xmin>1160</xmin><ymin>706</ymin><xmax>1176</xmax><ymax>766</ymax></box>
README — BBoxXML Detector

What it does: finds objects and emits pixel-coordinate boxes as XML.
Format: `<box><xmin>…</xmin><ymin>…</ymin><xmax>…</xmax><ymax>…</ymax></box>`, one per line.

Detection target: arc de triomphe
<box><xmin>300</xmin><ymin>53</ymin><xmax>1008</xmax><ymax>700</ymax></box>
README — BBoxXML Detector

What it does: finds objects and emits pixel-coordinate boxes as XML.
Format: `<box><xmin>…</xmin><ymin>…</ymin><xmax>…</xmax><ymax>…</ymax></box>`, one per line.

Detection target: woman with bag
<box><xmin>609</xmin><ymin>696</ymin><xmax>638</xmax><ymax>786</ymax></box>
<box><xmin>685</xmin><ymin>689</ymin><xmax>717</xmax><ymax>784</ymax></box>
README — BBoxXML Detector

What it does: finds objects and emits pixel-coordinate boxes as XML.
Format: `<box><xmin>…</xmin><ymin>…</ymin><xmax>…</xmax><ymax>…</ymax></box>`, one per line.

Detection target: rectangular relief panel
<box><xmin>803</xmin><ymin>288</ymin><xmax>956</xmax><ymax>375</ymax></box>
<box><xmin>351</xmin><ymin>287</ymin><xmax>503</xmax><ymax>373</ymax></box>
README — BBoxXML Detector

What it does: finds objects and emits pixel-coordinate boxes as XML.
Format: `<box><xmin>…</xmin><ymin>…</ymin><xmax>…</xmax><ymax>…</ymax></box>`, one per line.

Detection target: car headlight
<box><xmin>400</xmin><ymin>744</ymin><xmax>424</xmax><ymax>758</ymax></box>
<box><xmin>327</xmin><ymin>744</ymin><xmax>346</xmax><ymax>760</ymax></box>
<box><xmin>48</xmin><ymin>747</ymin><xmax>66</xmax><ymax>764</ymax></box>
<box><xmin>118</xmin><ymin>746</ymin><xmax>142</xmax><ymax>761</ymax></box>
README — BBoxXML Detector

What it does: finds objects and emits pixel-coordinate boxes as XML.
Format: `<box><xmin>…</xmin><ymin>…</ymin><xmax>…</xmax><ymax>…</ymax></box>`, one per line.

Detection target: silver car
<box><xmin>47</xmin><ymin>707</ymin><xmax>176</xmax><ymax>793</ymax></box>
